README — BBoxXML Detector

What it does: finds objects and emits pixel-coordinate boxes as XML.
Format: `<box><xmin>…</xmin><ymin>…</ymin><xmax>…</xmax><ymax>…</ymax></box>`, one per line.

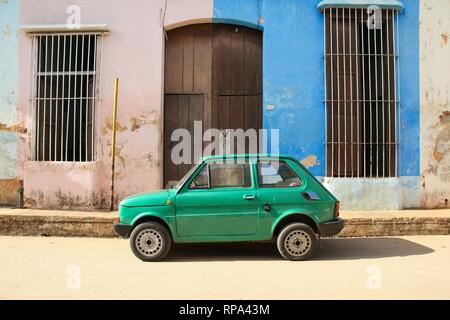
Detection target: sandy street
<box><xmin>0</xmin><ymin>235</ymin><xmax>449</xmax><ymax>299</ymax></box>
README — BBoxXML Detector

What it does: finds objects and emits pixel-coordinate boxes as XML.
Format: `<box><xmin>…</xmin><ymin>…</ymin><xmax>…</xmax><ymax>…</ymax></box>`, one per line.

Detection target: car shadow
<box><xmin>165</xmin><ymin>237</ymin><xmax>434</xmax><ymax>262</ymax></box>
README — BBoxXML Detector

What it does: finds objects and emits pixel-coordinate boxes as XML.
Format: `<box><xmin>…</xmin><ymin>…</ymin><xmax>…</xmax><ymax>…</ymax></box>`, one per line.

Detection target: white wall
<box><xmin>420</xmin><ymin>0</ymin><xmax>450</xmax><ymax>208</ymax></box>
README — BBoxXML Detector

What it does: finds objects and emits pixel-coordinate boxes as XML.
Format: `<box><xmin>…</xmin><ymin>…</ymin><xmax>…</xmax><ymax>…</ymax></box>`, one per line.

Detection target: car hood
<box><xmin>120</xmin><ymin>190</ymin><xmax>170</xmax><ymax>207</ymax></box>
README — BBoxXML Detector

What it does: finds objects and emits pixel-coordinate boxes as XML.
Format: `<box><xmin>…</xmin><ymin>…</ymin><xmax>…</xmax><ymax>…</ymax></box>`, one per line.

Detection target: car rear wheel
<box><xmin>130</xmin><ymin>222</ymin><xmax>172</xmax><ymax>261</ymax></box>
<box><xmin>277</xmin><ymin>223</ymin><xmax>318</xmax><ymax>261</ymax></box>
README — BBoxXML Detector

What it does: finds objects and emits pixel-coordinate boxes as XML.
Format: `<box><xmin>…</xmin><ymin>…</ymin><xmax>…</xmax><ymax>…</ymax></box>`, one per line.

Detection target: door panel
<box><xmin>176</xmin><ymin>188</ymin><xmax>258</xmax><ymax>236</ymax></box>
<box><xmin>163</xmin><ymin>94</ymin><xmax>204</xmax><ymax>186</ymax></box>
<box><xmin>218</xmin><ymin>95</ymin><xmax>262</xmax><ymax>131</ymax></box>
<box><xmin>175</xmin><ymin>161</ymin><xmax>258</xmax><ymax>237</ymax></box>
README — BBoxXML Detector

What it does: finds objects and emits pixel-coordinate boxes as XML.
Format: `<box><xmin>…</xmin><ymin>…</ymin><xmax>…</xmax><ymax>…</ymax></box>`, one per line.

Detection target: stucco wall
<box><xmin>17</xmin><ymin>0</ymin><xmax>214</xmax><ymax>209</ymax></box>
<box><xmin>3</xmin><ymin>0</ymin><xmax>445</xmax><ymax>210</ymax></box>
<box><xmin>164</xmin><ymin>0</ymin><xmax>213</xmax><ymax>30</ymax></box>
<box><xmin>0</xmin><ymin>0</ymin><xmax>20</xmax><ymax>205</ymax></box>
<box><xmin>420</xmin><ymin>0</ymin><xmax>450</xmax><ymax>208</ymax></box>
<box><xmin>19</xmin><ymin>0</ymin><xmax>167</xmax><ymax>208</ymax></box>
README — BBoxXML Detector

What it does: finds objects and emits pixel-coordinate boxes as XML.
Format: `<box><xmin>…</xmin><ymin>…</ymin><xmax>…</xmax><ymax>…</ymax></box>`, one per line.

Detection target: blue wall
<box><xmin>398</xmin><ymin>0</ymin><xmax>420</xmax><ymax>176</ymax></box>
<box><xmin>0</xmin><ymin>0</ymin><xmax>19</xmax><ymax>179</ymax></box>
<box><xmin>213</xmin><ymin>0</ymin><xmax>420</xmax><ymax>177</ymax></box>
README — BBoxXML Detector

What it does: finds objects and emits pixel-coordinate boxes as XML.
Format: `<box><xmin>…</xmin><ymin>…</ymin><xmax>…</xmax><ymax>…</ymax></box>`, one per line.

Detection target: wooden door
<box><xmin>164</xmin><ymin>94</ymin><xmax>203</xmax><ymax>187</ymax></box>
<box><xmin>164</xmin><ymin>24</ymin><xmax>262</xmax><ymax>185</ymax></box>
<box><xmin>212</xmin><ymin>24</ymin><xmax>263</xmax><ymax>133</ymax></box>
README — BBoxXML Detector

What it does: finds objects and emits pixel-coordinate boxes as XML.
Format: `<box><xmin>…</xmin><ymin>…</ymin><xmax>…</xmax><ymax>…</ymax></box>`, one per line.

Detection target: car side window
<box><xmin>189</xmin><ymin>165</ymin><xmax>210</xmax><ymax>189</ymax></box>
<box><xmin>189</xmin><ymin>161</ymin><xmax>252</xmax><ymax>189</ymax></box>
<box><xmin>209</xmin><ymin>162</ymin><xmax>251</xmax><ymax>188</ymax></box>
<box><xmin>257</xmin><ymin>160</ymin><xmax>302</xmax><ymax>188</ymax></box>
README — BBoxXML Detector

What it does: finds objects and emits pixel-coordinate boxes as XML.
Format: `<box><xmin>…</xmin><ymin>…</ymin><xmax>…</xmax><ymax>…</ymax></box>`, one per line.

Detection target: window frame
<box><xmin>322</xmin><ymin>7</ymin><xmax>400</xmax><ymax>178</ymax></box>
<box><xmin>187</xmin><ymin>163</ymin><xmax>211</xmax><ymax>190</ymax></box>
<box><xmin>256</xmin><ymin>159</ymin><xmax>304</xmax><ymax>189</ymax></box>
<box><xmin>187</xmin><ymin>160</ymin><xmax>254</xmax><ymax>191</ymax></box>
<box><xmin>28</xmin><ymin>31</ymin><xmax>104</xmax><ymax>162</ymax></box>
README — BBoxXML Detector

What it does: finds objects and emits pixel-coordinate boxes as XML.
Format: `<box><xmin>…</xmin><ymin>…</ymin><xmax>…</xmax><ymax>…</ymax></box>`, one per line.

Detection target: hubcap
<box><xmin>135</xmin><ymin>229</ymin><xmax>163</xmax><ymax>257</ymax></box>
<box><xmin>284</xmin><ymin>230</ymin><xmax>311</xmax><ymax>257</ymax></box>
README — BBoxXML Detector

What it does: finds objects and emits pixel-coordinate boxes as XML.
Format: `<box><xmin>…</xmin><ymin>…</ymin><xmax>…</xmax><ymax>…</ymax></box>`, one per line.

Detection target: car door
<box><xmin>255</xmin><ymin>159</ymin><xmax>317</xmax><ymax>231</ymax></box>
<box><xmin>175</xmin><ymin>160</ymin><xmax>259</xmax><ymax>237</ymax></box>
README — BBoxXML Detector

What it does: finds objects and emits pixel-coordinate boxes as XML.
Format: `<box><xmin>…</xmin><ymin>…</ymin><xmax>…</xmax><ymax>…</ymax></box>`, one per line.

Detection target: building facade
<box><xmin>0</xmin><ymin>0</ymin><xmax>448</xmax><ymax>210</ymax></box>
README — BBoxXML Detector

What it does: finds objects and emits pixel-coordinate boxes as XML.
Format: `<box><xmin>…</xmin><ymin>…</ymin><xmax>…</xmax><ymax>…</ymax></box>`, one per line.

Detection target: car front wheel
<box><xmin>277</xmin><ymin>223</ymin><xmax>318</xmax><ymax>261</ymax></box>
<box><xmin>130</xmin><ymin>222</ymin><xmax>172</xmax><ymax>262</ymax></box>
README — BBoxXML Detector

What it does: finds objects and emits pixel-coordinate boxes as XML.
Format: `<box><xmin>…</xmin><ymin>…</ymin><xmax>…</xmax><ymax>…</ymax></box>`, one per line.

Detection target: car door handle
<box><xmin>244</xmin><ymin>194</ymin><xmax>255</xmax><ymax>200</ymax></box>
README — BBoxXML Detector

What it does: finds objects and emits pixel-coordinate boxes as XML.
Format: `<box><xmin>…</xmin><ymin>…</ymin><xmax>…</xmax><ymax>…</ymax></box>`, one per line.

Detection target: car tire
<box><xmin>277</xmin><ymin>223</ymin><xmax>318</xmax><ymax>261</ymax></box>
<box><xmin>130</xmin><ymin>222</ymin><xmax>172</xmax><ymax>262</ymax></box>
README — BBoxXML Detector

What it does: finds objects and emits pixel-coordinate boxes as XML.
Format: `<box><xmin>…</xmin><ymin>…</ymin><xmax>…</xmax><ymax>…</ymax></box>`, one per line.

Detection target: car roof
<box><xmin>201</xmin><ymin>154</ymin><xmax>298</xmax><ymax>162</ymax></box>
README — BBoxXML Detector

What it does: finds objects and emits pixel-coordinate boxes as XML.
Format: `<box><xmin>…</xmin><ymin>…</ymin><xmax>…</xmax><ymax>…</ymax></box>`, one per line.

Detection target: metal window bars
<box><xmin>28</xmin><ymin>32</ymin><xmax>104</xmax><ymax>162</ymax></box>
<box><xmin>323</xmin><ymin>8</ymin><xmax>400</xmax><ymax>178</ymax></box>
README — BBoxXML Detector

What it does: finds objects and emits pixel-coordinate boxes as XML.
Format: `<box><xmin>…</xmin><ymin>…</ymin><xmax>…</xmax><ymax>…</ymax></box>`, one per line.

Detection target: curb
<box><xmin>0</xmin><ymin>214</ymin><xmax>116</xmax><ymax>238</ymax></box>
<box><xmin>340</xmin><ymin>217</ymin><xmax>450</xmax><ymax>237</ymax></box>
<box><xmin>1</xmin><ymin>214</ymin><xmax>449</xmax><ymax>238</ymax></box>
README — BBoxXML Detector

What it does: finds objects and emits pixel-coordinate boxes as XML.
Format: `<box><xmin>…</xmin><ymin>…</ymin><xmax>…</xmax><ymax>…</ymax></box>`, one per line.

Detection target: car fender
<box><xmin>130</xmin><ymin>209</ymin><xmax>176</xmax><ymax>236</ymax></box>
<box><xmin>271</xmin><ymin>209</ymin><xmax>320</xmax><ymax>235</ymax></box>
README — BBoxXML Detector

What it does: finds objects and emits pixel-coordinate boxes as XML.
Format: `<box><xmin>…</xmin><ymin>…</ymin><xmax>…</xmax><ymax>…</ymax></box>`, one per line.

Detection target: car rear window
<box><xmin>257</xmin><ymin>160</ymin><xmax>302</xmax><ymax>188</ymax></box>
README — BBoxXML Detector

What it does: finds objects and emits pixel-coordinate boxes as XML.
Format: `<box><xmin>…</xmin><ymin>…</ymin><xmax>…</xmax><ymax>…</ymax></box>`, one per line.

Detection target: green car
<box><xmin>113</xmin><ymin>154</ymin><xmax>343</xmax><ymax>261</ymax></box>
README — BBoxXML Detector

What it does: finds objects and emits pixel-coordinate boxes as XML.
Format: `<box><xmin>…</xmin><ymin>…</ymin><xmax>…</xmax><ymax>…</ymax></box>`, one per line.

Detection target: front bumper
<box><xmin>318</xmin><ymin>218</ymin><xmax>344</xmax><ymax>237</ymax></box>
<box><xmin>113</xmin><ymin>222</ymin><xmax>132</xmax><ymax>239</ymax></box>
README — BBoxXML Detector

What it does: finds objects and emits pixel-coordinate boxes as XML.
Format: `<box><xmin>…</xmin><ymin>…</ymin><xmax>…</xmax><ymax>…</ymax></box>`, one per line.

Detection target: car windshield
<box><xmin>172</xmin><ymin>163</ymin><xmax>201</xmax><ymax>189</ymax></box>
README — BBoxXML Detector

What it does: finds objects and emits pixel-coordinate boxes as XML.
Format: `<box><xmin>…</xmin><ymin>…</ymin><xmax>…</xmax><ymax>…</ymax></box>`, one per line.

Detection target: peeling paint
<box><xmin>0</xmin><ymin>121</ymin><xmax>26</xmax><ymax>133</ymax></box>
<box><xmin>439</xmin><ymin>110</ymin><xmax>450</xmax><ymax>121</ymax></box>
<box><xmin>24</xmin><ymin>189</ymin><xmax>107</xmax><ymax>210</ymax></box>
<box><xmin>142</xmin><ymin>151</ymin><xmax>159</xmax><ymax>167</ymax></box>
<box><xmin>300</xmin><ymin>154</ymin><xmax>318</xmax><ymax>168</ymax></box>
<box><xmin>130</xmin><ymin>115</ymin><xmax>159</xmax><ymax>131</ymax></box>
<box><xmin>108</xmin><ymin>142</ymin><xmax>126</xmax><ymax>167</ymax></box>
<box><xmin>101</xmin><ymin>117</ymin><xmax>127</xmax><ymax>135</ymax></box>
<box><xmin>441</xmin><ymin>32</ymin><xmax>448</xmax><ymax>46</ymax></box>
<box><xmin>130</xmin><ymin>110</ymin><xmax>159</xmax><ymax>132</ymax></box>
<box><xmin>0</xmin><ymin>178</ymin><xmax>18</xmax><ymax>205</ymax></box>
<box><xmin>420</xmin><ymin>0</ymin><xmax>450</xmax><ymax>208</ymax></box>
<box><xmin>433</xmin><ymin>150</ymin><xmax>444</xmax><ymax>161</ymax></box>
<box><xmin>102</xmin><ymin>111</ymin><xmax>159</xmax><ymax>135</ymax></box>
<box><xmin>426</xmin><ymin>111</ymin><xmax>450</xmax><ymax>181</ymax></box>
<box><xmin>54</xmin><ymin>189</ymin><xmax>105</xmax><ymax>210</ymax></box>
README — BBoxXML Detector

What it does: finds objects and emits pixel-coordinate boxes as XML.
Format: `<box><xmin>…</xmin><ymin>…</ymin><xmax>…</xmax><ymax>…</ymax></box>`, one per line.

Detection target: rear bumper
<box><xmin>318</xmin><ymin>218</ymin><xmax>344</xmax><ymax>237</ymax></box>
<box><xmin>113</xmin><ymin>222</ymin><xmax>132</xmax><ymax>239</ymax></box>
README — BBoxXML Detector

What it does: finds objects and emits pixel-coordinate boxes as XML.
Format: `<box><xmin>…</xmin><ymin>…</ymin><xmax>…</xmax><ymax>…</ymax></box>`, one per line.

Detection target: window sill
<box><xmin>21</xmin><ymin>24</ymin><xmax>110</xmax><ymax>34</ymax></box>
<box><xmin>317</xmin><ymin>0</ymin><xmax>403</xmax><ymax>11</ymax></box>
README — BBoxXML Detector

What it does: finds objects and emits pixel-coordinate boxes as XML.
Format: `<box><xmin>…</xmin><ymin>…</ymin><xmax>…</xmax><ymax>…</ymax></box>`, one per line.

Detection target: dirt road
<box><xmin>1</xmin><ymin>235</ymin><xmax>449</xmax><ymax>299</ymax></box>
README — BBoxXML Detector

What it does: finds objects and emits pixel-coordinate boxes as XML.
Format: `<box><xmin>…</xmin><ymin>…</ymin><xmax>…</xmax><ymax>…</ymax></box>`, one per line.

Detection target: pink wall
<box><xmin>18</xmin><ymin>0</ymin><xmax>213</xmax><ymax>209</ymax></box>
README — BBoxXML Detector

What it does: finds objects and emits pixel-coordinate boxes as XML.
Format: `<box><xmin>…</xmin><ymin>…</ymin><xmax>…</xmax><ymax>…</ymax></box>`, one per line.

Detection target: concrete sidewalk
<box><xmin>0</xmin><ymin>207</ymin><xmax>449</xmax><ymax>238</ymax></box>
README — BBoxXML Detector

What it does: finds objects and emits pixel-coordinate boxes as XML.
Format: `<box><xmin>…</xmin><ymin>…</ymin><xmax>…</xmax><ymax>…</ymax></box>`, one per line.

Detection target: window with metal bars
<box><xmin>30</xmin><ymin>33</ymin><xmax>103</xmax><ymax>161</ymax></box>
<box><xmin>323</xmin><ymin>8</ymin><xmax>400</xmax><ymax>178</ymax></box>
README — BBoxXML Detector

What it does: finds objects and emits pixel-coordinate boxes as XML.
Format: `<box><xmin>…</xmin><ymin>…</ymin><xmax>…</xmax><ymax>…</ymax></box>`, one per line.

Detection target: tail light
<box><xmin>114</xmin><ymin>217</ymin><xmax>120</xmax><ymax>223</ymax></box>
<box><xmin>334</xmin><ymin>201</ymin><xmax>340</xmax><ymax>217</ymax></box>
